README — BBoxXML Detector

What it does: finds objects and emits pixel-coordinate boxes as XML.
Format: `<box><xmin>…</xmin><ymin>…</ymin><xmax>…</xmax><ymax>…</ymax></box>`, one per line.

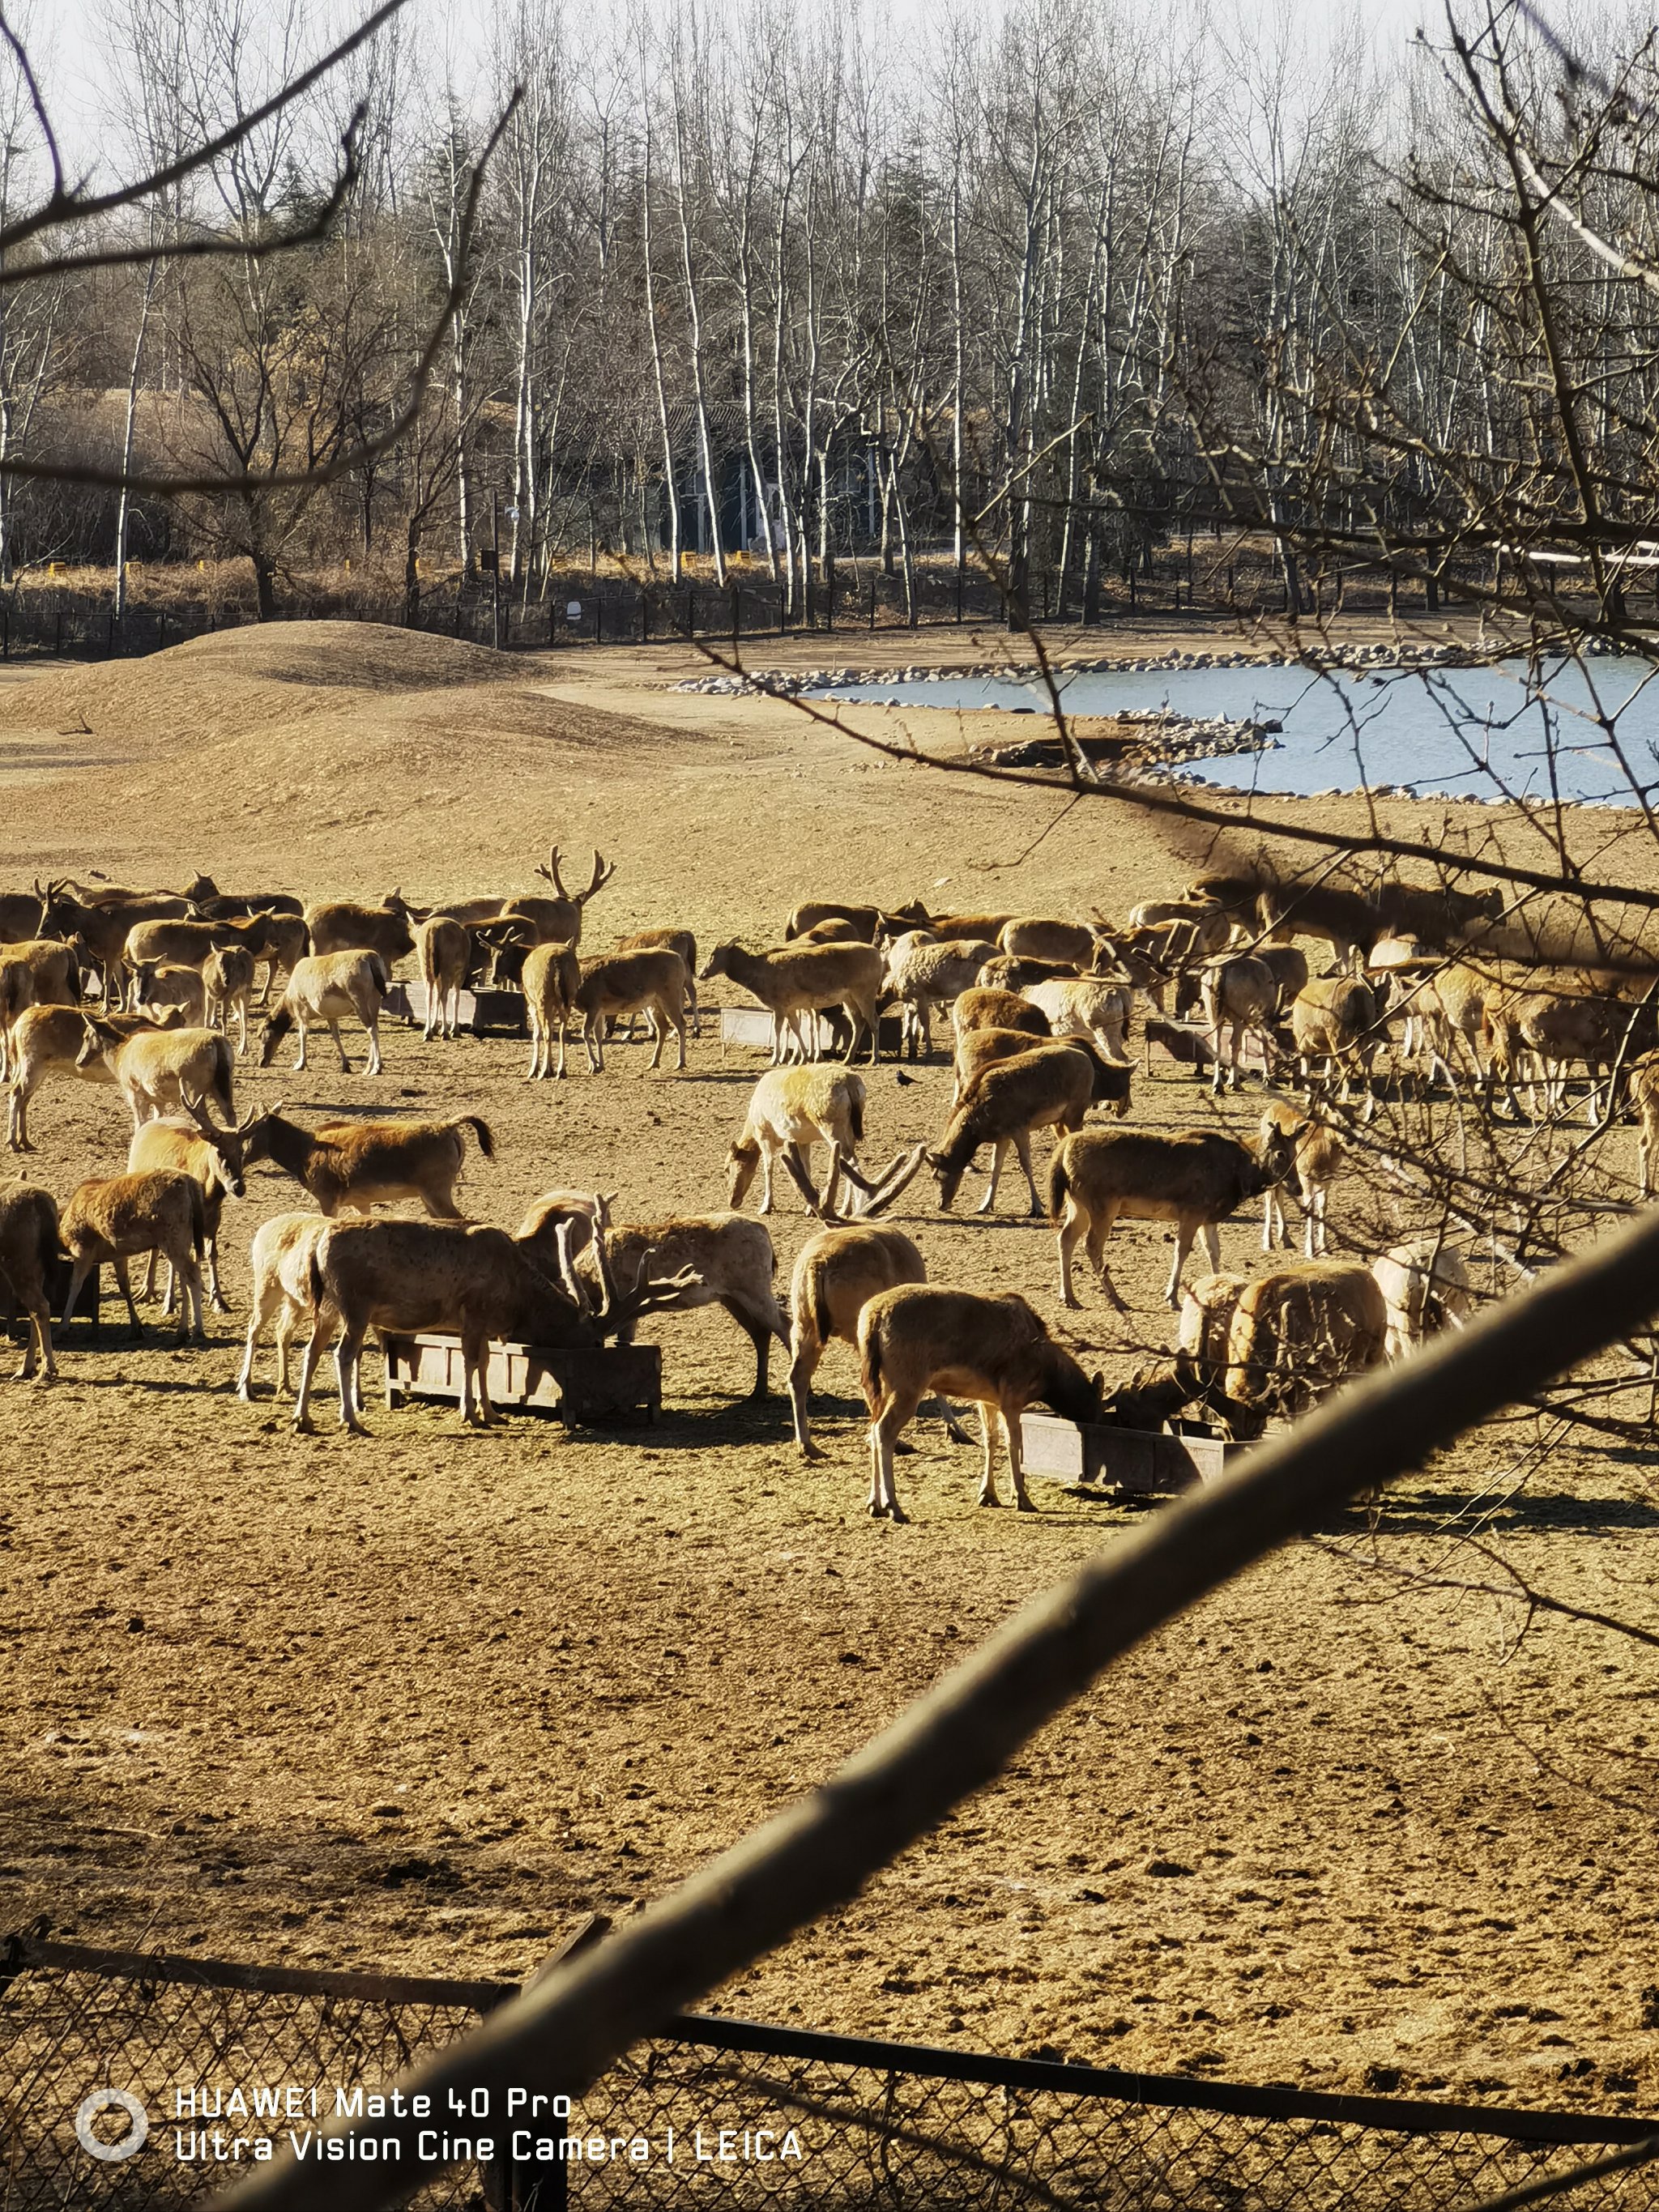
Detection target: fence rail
<box><xmin>1</xmin><ymin>1931</ymin><xmax>1654</xmax><ymax>2212</ymax></box>
<box><xmin>0</xmin><ymin>553</ymin><xmax>1425</xmax><ymax>664</ymax></box>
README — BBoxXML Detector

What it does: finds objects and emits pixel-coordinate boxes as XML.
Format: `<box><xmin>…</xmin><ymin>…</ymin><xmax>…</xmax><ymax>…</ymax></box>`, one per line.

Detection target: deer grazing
<box><xmin>522</xmin><ymin>1199</ymin><xmax>790</xmax><ymax>1400</ymax></box>
<box><xmin>1221</xmin><ymin>1261</ymin><xmax>1388</xmax><ymax>1417</ymax></box>
<box><xmin>784</xmin><ymin>898</ymin><xmax>931</xmax><ymax>941</ymax></box>
<box><xmin>1201</xmin><ymin>955</ymin><xmax>1279</xmax><ymax>1093</ymax></box>
<box><xmin>247</xmin><ymin>1111</ymin><xmax>494</xmax><ymax>1216</ymax></box>
<box><xmin>61</xmin><ymin>1169</ymin><xmax>208</xmax><ymax>1343</ymax></box>
<box><xmin>0</xmin><ymin>1176</ymin><xmax>60</xmax><ymax>1380</ymax></box>
<box><xmin>1291</xmin><ymin>976</ymin><xmax>1382</xmax><ymax>1107</ymax></box>
<box><xmin>787</xmin><ymin>1223</ymin><xmax>968</xmax><ymax>1460</ymax></box>
<box><xmin>702</xmin><ymin>940</ymin><xmax>885</xmax><ymax>1065</ymax></box>
<box><xmin>997</xmin><ymin>916</ymin><xmax>1100</xmax><ymax>967</ymax></box>
<box><xmin>1049</xmin><ymin>1121</ymin><xmax>1296</xmax><ymax>1310</ymax></box>
<box><xmin>1371</xmin><ymin>1239</ymin><xmax>1475</xmax><ymax>1360</ymax></box>
<box><xmin>292</xmin><ymin>1202</ymin><xmax>697</xmax><ymax>1433</ymax></box>
<box><xmin>727</xmin><ymin>1065</ymin><xmax>922</xmax><ymax>1218</ymax></box>
<box><xmin>858</xmin><ymin>1285</ymin><xmax>1103</xmax><ymax>1521</ymax></box>
<box><xmin>1021</xmin><ymin>977</ymin><xmax>1132</xmax><ymax>1063</ymax></box>
<box><xmin>953</xmin><ymin>988</ymin><xmax>1051</xmax><ymax>1042</ymax></box>
<box><xmin>928</xmin><ymin>1044</ymin><xmax>1100</xmax><ymax>1215</ymax></box>
<box><xmin>259</xmin><ymin>951</ymin><xmax>390</xmax><ymax>1075</ymax></box>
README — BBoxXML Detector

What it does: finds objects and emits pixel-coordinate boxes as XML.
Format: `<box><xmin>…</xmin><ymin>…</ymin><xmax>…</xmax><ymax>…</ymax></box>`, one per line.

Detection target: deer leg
<box><xmin>1013</xmin><ymin>1130</ymin><xmax>1041</xmax><ymax>1215</ymax></box>
<box><xmin>363</xmin><ymin>1015</ymin><xmax>383</xmax><ymax>1076</ymax></box>
<box><xmin>181</xmin><ymin>1247</ymin><xmax>207</xmax><ymax>1343</ymax></box>
<box><xmin>646</xmin><ymin>1005</ymin><xmax>666</xmax><ymax>1070</ymax></box>
<box><xmin>338</xmin><ymin>1331</ymin><xmax>370</xmax><ymax>1434</ymax></box>
<box><xmin>975</xmin><ymin>1401</ymin><xmax>1002</xmax><ymax>1507</ymax></box>
<box><xmin>555</xmin><ymin>1017</ymin><xmax>569</xmax><ymax>1080</ymax></box>
<box><xmin>237</xmin><ymin>1279</ymin><xmax>284</xmax><ymax>1399</ymax></box>
<box><xmin>788</xmin><ymin>1328</ymin><xmax>824</xmax><ymax>1460</ymax></box>
<box><xmin>930</xmin><ymin>1396</ymin><xmax>972</xmax><ymax>1445</ymax></box>
<box><xmin>672</xmin><ymin>1004</ymin><xmax>687</xmax><ymax>1071</ymax></box>
<box><xmin>139</xmin><ymin>1248</ymin><xmax>160</xmax><ymax>1303</ymax></box>
<box><xmin>61</xmin><ymin>1259</ymin><xmax>92</xmax><ymax>1328</ymax></box>
<box><xmin>1164</xmin><ymin>1223</ymin><xmax>1200</xmax><ymax>1309</ymax></box>
<box><xmin>1004</xmin><ymin>1405</ymin><xmax>1034</xmax><ymax>1511</ymax></box>
<box><xmin>871</xmin><ymin>1400</ymin><xmax>914</xmax><ymax>1523</ymax></box>
<box><xmin>723</xmin><ymin>1299</ymin><xmax>774</xmax><ymax>1399</ymax></box>
<box><xmin>108</xmin><ymin>1256</ymin><xmax>142</xmax><ymax>1338</ymax></box>
<box><xmin>1056</xmin><ymin>1200</ymin><xmax>1088</xmax><ymax>1310</ymax></box>
<box><xmin>326</xmin><ymin>1018</ymin><xmax>351</xmax><ymax>1072</ymax></box>
<box><xmin>204</xmin><ymin>1232</ymin><xmax>230</xmax><ymax>1315</ymax></box>
<box><xmin>975</xmin><ymin>1139</ymin><xmax>1009</xmax><ymax>1214</ymax></box>
<box><xmin>583</xmin><ymin>1016</ymin><xmax>604</xmax><ymax>1074</ymax></box>
<box><xmin>525</xmin><ymin>1013</ymin><xmax>544</xmax><ymax>1079</ymax></box>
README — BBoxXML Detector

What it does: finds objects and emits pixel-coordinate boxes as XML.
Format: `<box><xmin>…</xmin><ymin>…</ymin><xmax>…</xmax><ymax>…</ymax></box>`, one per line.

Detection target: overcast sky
<box><xmin>33</xmin><ymin>0</ymin><xmax>1456</xmax><ymax>184</ymax></box>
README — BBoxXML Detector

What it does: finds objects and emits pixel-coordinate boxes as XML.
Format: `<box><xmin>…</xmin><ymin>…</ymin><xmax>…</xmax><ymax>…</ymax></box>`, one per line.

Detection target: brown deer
<box><xmin>857</xmin><ymin>1285</ymin><xmax>1103</xmax><ymax>1521</ymax></box>
<box><xmin>1049</xmin><ymin>1122</ymin><xmax>1296</xmax><ymax>1310</ymax></box>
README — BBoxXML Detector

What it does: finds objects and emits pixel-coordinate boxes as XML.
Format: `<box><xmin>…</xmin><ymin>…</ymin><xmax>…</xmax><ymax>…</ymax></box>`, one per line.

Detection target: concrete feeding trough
<box><xmin>719</xmin><ymin>1004</ymin><xmax>907</xmax><ymax>1055</ymax></box>
<box><xmin>2</xmin><ymin>1257</ymin><xmax>100</xmax><ymax>1336</ymax></box>
<box><xmin>1021</xmin><ymin>1410</ymin><xmax>1233</xmax><ymax>1497</ymax></box>
<box><xmin>382</xmin><ymin>1335</ymin><xmax>661</xmax><ymax>1424</ymax></box>
<box><xmin>384</xmin><ymin>980</ymin><xmax>527</xmax><ymax>1037</ymax></box>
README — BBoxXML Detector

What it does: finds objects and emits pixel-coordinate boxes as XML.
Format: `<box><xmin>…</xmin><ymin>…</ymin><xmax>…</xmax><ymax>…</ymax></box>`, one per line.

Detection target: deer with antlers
<box><xmin>493</xmin><ymin>847</ymin><xmax>617</xmax><ymax>952</ymax></box>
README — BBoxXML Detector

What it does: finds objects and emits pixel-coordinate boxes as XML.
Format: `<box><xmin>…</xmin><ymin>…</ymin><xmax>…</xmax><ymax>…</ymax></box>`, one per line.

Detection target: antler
<box><xmin>178</xmin><ymin>1085</ymin><xmax>220</xmax><ymax>1136</ymax></box>
<box><xmin>535</xmin><ymin>846</ymin><xmax>569</xmax><ymax>898</ymax></box>
<box><xmin>578</xmin><ymin>849</ymin><xmax>616</xmax><ymax>904</ymax></box>
<box><xmin>625</xmin><ymin>1264</ymin><xmax>702</xmax><ymax>1319</ymax></box>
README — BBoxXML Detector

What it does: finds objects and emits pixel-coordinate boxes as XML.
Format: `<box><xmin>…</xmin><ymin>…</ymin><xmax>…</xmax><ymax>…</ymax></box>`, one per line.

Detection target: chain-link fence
<box><xmin>2</xmin><ymin>1933</ymin><xmax>1657</xmax><ymax>2212</ymax></box>
<box><xmin>0</xmin><ymin>1935</ymin><xmax>512</xmax><ymax>2210</ymax></box>
<box><xmin>533</xmin><ymin>2018</ymin><xmax>1659</xmax><ymax>2212</ymax></box>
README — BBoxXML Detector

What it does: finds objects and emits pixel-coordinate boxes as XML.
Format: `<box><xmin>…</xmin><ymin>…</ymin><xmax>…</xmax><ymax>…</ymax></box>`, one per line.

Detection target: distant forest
<box><xmin>6</xmin><ymin>0</ymin><xmax>1658</xmax><ymax>628</ymax></box>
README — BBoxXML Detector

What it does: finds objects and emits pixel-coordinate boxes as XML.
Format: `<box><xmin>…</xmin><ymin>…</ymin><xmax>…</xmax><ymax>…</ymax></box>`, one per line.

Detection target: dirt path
<box><xmin>0</xmin><ymin>620</ymin><xmax>1655</xmax><ymax>2115</ymax></box>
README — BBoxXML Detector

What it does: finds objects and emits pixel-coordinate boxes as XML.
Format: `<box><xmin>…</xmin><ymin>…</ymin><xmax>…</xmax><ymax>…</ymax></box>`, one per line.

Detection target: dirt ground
<box><xmin>2</xmin><ymin>618</ymin><xmax>1657</xmax><ymax>2116</ymax></box>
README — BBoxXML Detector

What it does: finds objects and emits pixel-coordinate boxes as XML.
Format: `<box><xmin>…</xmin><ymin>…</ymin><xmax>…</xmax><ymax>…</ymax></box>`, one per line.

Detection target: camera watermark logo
<box><xmin>75</xmin><ymin>2088</ymin><xmax>150</xmax><ymax>2163</ymax></box>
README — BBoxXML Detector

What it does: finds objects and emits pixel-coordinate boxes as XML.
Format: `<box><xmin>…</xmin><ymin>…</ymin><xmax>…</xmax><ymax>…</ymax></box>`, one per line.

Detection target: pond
<box><xmin>819</xmin><ymin>656</ymin><xmax>1659</xmax><ymax>807</ymax></box>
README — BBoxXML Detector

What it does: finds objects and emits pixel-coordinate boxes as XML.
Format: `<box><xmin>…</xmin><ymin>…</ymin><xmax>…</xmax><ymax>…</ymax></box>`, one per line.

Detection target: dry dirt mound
<box><xmin>157</xmin><ymin>621</ymin><xmax>522</xmax><ymax>693</ymax></box>
<box><xmin>0</xmin><ymin>621</ymin><xmax>524</xmax><ymax>752</ymax></box>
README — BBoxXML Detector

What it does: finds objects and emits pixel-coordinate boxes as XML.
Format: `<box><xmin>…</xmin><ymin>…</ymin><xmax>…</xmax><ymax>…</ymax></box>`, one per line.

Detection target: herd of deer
<box><xmin>1</xmin><ymin>842</ymin><xmax>1645</xmax><ymax>1519</ymax></box>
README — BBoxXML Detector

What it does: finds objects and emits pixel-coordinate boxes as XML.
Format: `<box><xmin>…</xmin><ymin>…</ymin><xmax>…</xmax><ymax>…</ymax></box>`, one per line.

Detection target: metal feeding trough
<box><xmin>383</xmin><ymin>981</ymin><xmax>527</xmax><ymax>1037</ymax></box>
<box><xmin>719</xmin><ymin>1004</ymin><xmax>907</xmax><ymax>1055</ymax></box>
<box><xmin>1021</xmin><ymin>1411</ymin><xmax>1233</xmax><ymax>1497</ymax></box>
<box><xmin>382</xmin><ymin>1334</ymin><xmax>661</xmax><ymax>1423</ymax></box>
